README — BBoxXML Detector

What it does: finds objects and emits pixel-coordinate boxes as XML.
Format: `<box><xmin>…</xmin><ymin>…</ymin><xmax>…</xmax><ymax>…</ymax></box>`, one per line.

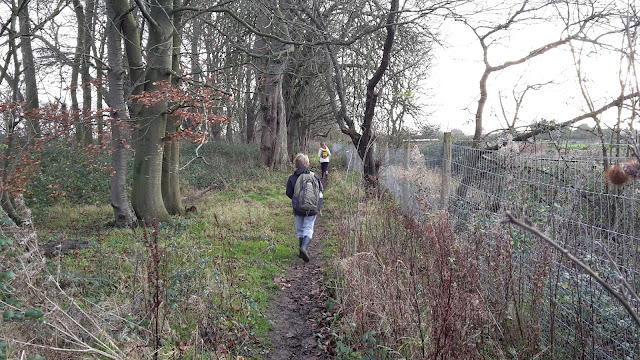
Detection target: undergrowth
<box><xmin>2</xmin><ymin>142</ymin><xmax>313</xmax><ymax>359</ymax></box>
<box><xmin>27</xmin><ymin>140</ymin><xmax>262</xmax><ymax>218</ymax></box>
<box><xmin>5</xmin><ymin>140</ymin><xmax>560</xmax><ymax>359</ymax></box>
<box><xmin>329</xmin><ymin>165</ymin><xmax>554</xmax><ymax>359</ymax></box>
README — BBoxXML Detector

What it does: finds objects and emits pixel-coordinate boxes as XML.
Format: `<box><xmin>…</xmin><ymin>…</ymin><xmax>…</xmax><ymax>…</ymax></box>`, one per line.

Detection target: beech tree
<box><xmin>0</xmin><ymin>0</ymin><xmax>67</xmax><ymax>223</ymax></box>
<box><xmin>105</xmin><ymin>0</ymin><xmax>136</xmax><ymax>227</ymax></box>
<box><xmin>127</xmin><ymin>0</ymin><xmax>175</xmax><ymax>223</ymax></box>
<box><xmin>17</xmin><ymin>0</ymin><xmax>41</xmax><ymax>139</ymax></box>
<box><xmin>0</xmin><ymin>0</ymin><xmax>25</xmax><ymax>225</ymax></box>
<box><xmin>377</xmin><ymin>14</ymin><xmax>432</xmax><ymax>136</ymax></box>
<box><xmin>186</xmin><ymin>2</ymin><xmax>256</xmax><ymax>145</ymax></box>
<box><xmin>70</xmin><ymin>0</ymin><xmax>96</xmax><ymax>147</ymax></box>
<box><xmin>161</xmin><ymin>0</ymin><xmax>185</xmax><ymax>216</ymax></box>
<box><xmin>349</xmin><ymin>0</ymin><xmax>400</xmax><ymax>189</ymax></box>
<box><xmin>283</xmin><ymin>59</ymin><xmax>332</xmax><ymax>154</ymax></box>
<box><xmin>254</xmin><ymin>0</ymin><xmax>292</xmax><ymax>169</ymax></box>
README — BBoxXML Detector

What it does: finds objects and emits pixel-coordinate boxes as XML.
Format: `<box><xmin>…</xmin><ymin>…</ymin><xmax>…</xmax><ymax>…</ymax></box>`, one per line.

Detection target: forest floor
<box><xmin>265</xmin><ymin>179</ymin><xmax>334</xmax><ymax>360</ymax></box>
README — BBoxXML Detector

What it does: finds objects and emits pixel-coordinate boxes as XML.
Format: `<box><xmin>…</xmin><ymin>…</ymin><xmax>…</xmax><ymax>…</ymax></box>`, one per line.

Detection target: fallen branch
<box><xmin>181</xmin><ymin>183</ymin><xmax>223</xmax><ymax>204</ymax></box>
<box><xmin>502</xmin><ymin>211</ymin><xmax>640</xmax><ymax>328</ymax></box>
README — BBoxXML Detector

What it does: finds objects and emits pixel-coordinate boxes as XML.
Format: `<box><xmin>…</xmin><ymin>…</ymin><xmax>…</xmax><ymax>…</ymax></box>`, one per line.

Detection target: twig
<box><xmin>625</xmin><ymin>131</ymin><xmax>640</xmax><ymax>162</ymax></box>
<box><xmin>595</xmin><ymin>241</ymin><xmax>640</xmax><ymax>305</ymax></box>
<box><xmin>9</xmin><ymin>339</ymin><xmax>121</xmax><ymax>360</ymax></box>
<box><xmin>132</xmin><ymin>0</ymin><xmax>158</xmax><ymax>29</ymax></box>
<box><xmin>179</xmin><ymin>155</ymin><xmax>207</xmax><ymax>170</ymax></box>
<box><xmin>532</xmin><ymin>346</ymin><xmax>549</xmax><ymax>359</ymax></box>
<box><xmin>17</xmin><ymin>249</ymin><xmax>125</xmax><ymax>358</ymax></box>
<box><xmin>502</xmin><ymin>211</ymin><xmax>640</xmax><ymax>328</ymax></box>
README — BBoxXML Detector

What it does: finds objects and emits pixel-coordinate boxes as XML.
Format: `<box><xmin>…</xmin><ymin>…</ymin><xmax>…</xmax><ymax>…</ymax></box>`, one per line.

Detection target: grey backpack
<box><xmin>293</xmin><ymin>171</ymin><xmax>320</xmax><ymax>213</ymax></box>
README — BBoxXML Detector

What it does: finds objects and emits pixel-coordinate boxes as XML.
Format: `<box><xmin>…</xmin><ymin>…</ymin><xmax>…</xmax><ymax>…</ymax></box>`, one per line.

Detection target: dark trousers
<box><xmin>320</xmin><ymin>162</ymin><xmax>329</xmax><ymax>177</ymax></box>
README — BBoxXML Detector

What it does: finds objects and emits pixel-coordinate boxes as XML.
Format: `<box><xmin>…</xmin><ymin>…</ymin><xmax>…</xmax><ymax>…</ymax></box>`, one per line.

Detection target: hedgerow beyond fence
<box><xmin>380</xmin><ymin>137</ymin><xmax>640</xmax><ymax>359</ymax></box>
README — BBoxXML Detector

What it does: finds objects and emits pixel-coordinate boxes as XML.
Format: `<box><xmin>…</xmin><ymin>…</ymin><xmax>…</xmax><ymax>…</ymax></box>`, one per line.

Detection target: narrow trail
<box><xmin>265</xmin><ymin>179</ymin><xmax>333</xmax><ymax>360</ymax></box>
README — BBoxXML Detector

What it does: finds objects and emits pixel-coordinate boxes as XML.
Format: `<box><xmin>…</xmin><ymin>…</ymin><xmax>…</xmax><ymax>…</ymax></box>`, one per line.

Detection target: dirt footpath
<box><xmin>266</xmin><ymin>191</ymin><xmax>333</xmax><ymax>360</ymax></box>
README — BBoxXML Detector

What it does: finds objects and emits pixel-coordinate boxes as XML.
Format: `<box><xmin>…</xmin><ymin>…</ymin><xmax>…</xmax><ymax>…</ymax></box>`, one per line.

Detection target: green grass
<box><xmin>30</xmin><ymin>165</ymin><xmax>306</xmax><ymax>358</ymax></box>
<box><xmin>16</xmin><ymin>137</ymin><xmax>363</xmax><ymax>359</ymax></box>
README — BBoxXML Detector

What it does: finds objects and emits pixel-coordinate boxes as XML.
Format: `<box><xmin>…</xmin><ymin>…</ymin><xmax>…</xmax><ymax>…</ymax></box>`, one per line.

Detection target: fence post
<box><xmin>403</xmin><ymin>139</ymin><xmax>410</xmax><ymax>169</ymax></box>
<box><xmin>441</xmin><ymin>132</ymin><xmax>452</xmax><ymax>209</ymax></box>
<box><xmin>402</xmin><ymin>139</ymin><xmax>410</xmax><ymax>212</ymax></box>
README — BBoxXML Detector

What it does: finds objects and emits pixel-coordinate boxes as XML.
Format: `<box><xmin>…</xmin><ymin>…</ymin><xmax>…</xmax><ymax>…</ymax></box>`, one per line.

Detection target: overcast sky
<box><xmin>422</xmin><ymin>11</ymin><xmax>631</xmax><ymax>136</ymax></box>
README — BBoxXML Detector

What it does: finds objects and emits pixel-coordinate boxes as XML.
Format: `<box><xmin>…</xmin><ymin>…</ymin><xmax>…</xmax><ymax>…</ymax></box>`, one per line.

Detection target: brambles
<box><xmin>370</xmin><ymin>139</ymin><xmax>640</xmax><ymax>358</ymax></box>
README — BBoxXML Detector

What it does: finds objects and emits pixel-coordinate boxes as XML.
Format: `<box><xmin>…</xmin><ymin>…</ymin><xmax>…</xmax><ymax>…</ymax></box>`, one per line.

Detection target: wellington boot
<box><xmin>300</xmin><ymin>236</ymin><xmax>311</xmax><ymax>262</ymax></box>
<box><xmin>298</xmin><ymin>237</ymin><xmax>304</xmax><ymax>259</ymax></box>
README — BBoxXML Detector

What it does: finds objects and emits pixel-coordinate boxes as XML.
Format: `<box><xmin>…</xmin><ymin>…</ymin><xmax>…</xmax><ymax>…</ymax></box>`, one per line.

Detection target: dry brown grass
<box><xmin>333</xmin><ymin>190</ymin><xmax>553</xmax><ymax>358</ymax></box>
<box><xmin>0</xmin><ymin>224</ymin><xmax>133</xmax><ymax>359</ymax></box>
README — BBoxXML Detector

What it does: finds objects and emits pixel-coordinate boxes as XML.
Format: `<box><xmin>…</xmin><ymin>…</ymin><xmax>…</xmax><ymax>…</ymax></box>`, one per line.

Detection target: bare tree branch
<box><xmin>133</xmin><ymin>0</ymin><xmax>158</xmax><ymax>29</ymax></box>
<box><xmin>488</xmin><ymin>91</ymin><xmax>640</xmax><ymax>149</ymax></box>
<box><xmin>503</xmin><ymin>211</ymin><xmax>640</xmax><ymax>328</ymax></box>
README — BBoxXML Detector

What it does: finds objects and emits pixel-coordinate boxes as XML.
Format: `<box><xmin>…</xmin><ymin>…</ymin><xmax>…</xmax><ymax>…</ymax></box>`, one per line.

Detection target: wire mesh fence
<box><xmin>379</xmin><ymin>138</ymin><xmax>640</xmax><ymax>359</ymax></box>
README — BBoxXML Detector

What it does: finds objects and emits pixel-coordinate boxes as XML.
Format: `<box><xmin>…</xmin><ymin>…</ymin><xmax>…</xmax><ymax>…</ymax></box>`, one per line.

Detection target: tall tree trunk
<box><xmin>473</xmin><ymin>69</ymin><xmax>490</xmax><ymax>143</ymax></box>
<box><xmin>255</xmin><ymin>3</ymin><xmax>290</xmax><ymax>169</ymax></box>
<box><xmin>224</xmin><ymin>98</ymin><xmax>237</xmax><ymax>144</ymax></box>
<box><xmin>190</xmin><ymin>18</ymin><xmax>202</xmax><ymax>84</ymax></box>
<box><xmin>223</xmin><ymin>31</ymin><xmax>240</xmax><ymax>144</ymax></box>
<box><xmin>276</xmin><ymin>85</ymin><xmax>288</xmax><ymax>165</ymax></box>
<box><xmin>105</xmin><ymin>0</ymin><xmax>136</xmax><ymax>227</ymax></box>
<box><xmin>284</xmin><ymin>72</ymin><xmax>310</xmax><ymax>154</ymax></box>
<box><xmin>258</xmin><ymin>64</ymin><xmax>287</xmax><ymax>168</ymax></box>
<box><xmin>189</xmin><ymin>16</ymin><xmax>202</xmax><ymax>132</ymax></box>
<box><xmin>95</xmin><ymin>32</ymin><xmax>105</xmax><ymax>144</ymax></box>
<box><xmin>2</xmin><ymin>84</ymin><xmax>21</xmax><ymax>224</ymax></box>
<box><xmin>81</xmin><ymin>0</ymin><xmax>96</xmax><ymax>146</ymax></box>
<box><xmin>110</xmin><ymin>0</ymin><xmax>145</xmax><ymax>120</ymax></box>
<box><xmin>162</xmin><ymin>0</ymin><xmax>183</xmax><ymax>216</ymax></box>
<box><xmin>131</xmin><ymin>0</ymin><xmax>173</xmax><ymax>224</ymax></box>
<box><xmin>202</xmin><ymin>21</ymin><xmax>222</xmax><ymax>141</ymax></box>
<box><xmin>237</xmin><ymin>64</ymin><xmax>248</xmax><ymax>144</ymax></box>
<box><xmin>297</xmin><ymin>116</ymin><xmax>310</xmax><ymax>153</ymax></box>
<box><xmin>246</xmin><ymin>103</ymin><xmax>257</xmax><ymax>143</ymax></box>
<box><xmin>18</xmin><ymin>0</ymin><xmax>41</xmax><ymax>139</ymax></box>
<box><xmin>226</xmin><ymin>111</ymin><xmax>234</xmax><ymax>143</ymax></box>
<box><xmin>1</xmin><ymin>119</ymin><xmax>21</xmax><ymax>225</ymax></box>
<box><xmin>245</xmin><ymin>71</ymin><xmax>257</xmax><ymax>144</ymax></box>
<box><xmin>341</xmin><ymin>0</ymin><xmax>399</xmax><ymax>190</ymax></box>
<box><xmin>72</xmin><ymin>0</ymin><xmax>86</xmax><ymax>146</ymax></box>
<box><xmin>2</xmin><ymin>3</ymin><xmax>23</xmax><ymax>225</ymax></box>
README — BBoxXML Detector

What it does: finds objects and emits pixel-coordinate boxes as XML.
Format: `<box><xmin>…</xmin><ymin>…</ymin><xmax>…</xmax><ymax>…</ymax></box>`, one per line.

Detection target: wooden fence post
<box><xmin>441</xmin><ymin>132</ymin><xmax>452</xmax><ymax>209</ymax></box>
<box><xmin>403</xmin><ymin>139</ymin><xmax>410</xmax><ymax>170</ymax></box>
<box><xmin>402</xmin><ymin>139</ymin><xmax>410</xmax><ymax>212</ymax></box>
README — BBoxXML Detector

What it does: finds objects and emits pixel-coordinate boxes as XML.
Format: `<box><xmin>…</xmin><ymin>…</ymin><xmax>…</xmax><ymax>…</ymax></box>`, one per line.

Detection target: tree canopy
<box><xmin>0</xmin><ymin>0</ymin><xmax>637</xmax><ymax>221</ymax></box>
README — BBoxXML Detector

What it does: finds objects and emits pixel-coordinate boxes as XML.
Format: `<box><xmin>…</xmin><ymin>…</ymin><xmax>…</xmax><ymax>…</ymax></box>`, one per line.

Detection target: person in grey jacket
<box><xmin>286</xmin><ymin>153</ymin><xmax>323</xmax><ymax>262</ymax></box>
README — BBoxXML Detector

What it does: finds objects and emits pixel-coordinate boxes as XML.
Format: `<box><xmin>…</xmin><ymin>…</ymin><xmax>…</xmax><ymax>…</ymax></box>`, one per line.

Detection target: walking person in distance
<box><xmin>286</xmin><ymin>153</ymin><xmax>323</xmax><ymax>262</ymax></box>
<box><xmin>318</xmin><ymin>142</ymin><xmax>331</xmax><ymax>179</ymax></box>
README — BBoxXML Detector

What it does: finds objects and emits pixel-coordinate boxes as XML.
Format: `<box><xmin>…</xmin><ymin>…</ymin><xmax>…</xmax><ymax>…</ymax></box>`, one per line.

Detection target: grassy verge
<box><xmin>4</xmin><ymin>167</ymin><xmax>312</xmax><ymax>359</ymax></box>
<box><xmin>1</xmin><ymin>140</ymin><xmax>357</xmax><ymax>359</ymax></box>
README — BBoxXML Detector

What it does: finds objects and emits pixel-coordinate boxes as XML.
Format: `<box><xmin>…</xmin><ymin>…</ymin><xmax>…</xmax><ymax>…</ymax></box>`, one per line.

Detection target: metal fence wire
<box><xmin>380</xmin><ymin>139</ymin><xmax>640</xmax><ymax>359</ymax></box>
